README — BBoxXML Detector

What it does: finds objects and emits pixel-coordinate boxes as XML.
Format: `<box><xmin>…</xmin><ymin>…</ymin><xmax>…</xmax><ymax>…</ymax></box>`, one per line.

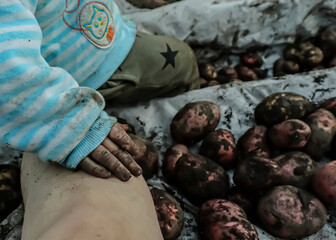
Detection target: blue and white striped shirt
<box><xmin>0</xmin><ymin>0</ymin><xmax>136</xmax><ymax>168</ymax></box>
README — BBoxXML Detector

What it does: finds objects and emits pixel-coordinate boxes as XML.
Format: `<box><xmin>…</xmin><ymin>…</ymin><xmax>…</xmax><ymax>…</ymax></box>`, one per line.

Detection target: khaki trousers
<box><xmin>21</xmin><ymin>153</ymin><xmax>163</xmax><ymax>240</ymax></box>
<box><xmin>98</xmin><ymin>32</ymin><xmax>200</xmax><ymax>105</ymax></box>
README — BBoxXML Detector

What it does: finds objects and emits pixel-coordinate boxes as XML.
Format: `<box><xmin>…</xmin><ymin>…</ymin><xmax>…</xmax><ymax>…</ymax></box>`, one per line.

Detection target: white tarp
<box><xmin>115</xmin><ymin>0</ymin><xmax>336</xmax><ymax>48</ymax></box>
<box><xmin>107</xmin><ymin>68</ymin><xmax>336</xmax><ymax>240</ymax></box>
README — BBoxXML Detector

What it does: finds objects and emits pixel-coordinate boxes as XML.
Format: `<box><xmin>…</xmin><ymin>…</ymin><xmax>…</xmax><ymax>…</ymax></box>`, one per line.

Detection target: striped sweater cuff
<box><xmin>62</xmin><ymin>112</ymin><xmax>117</xmax><ymax>169</ymax></box>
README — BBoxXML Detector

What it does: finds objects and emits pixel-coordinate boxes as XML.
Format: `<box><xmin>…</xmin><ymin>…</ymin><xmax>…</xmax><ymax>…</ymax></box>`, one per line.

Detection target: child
<box><xmin>1</xmin><ymin>0</ymin><xmax>199</xmax><ymax>239</ymax></box>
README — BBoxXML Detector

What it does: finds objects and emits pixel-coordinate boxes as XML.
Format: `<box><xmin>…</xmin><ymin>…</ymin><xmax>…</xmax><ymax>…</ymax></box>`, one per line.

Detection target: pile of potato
<box><xmin>198</xmin><ymin>26</ymin><xmax>336</xmax><ymax>88</ymax></box>
<box><xmin>156</xmin><ymin>92</ymin><xmax>336</xmax><ymax>239</ymax></box>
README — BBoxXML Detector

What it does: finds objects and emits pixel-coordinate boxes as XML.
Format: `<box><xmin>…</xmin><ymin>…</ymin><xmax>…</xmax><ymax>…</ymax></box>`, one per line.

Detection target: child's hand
<box><xmin>77</xmin><ymin>123</ymin><xmax>142</xmax><ymax>181</ymax></box>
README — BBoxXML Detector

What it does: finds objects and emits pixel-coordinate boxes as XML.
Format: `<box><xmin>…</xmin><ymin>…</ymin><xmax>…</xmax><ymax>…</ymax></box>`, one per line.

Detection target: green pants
<box><xmin>98</xmin><ymin>32</ymin><xmax>200</xmax><ymax>105</ymax></box>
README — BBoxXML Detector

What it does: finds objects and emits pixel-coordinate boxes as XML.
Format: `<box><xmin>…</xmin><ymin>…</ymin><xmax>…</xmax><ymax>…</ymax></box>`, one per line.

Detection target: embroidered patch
<box><xmin>79</xmin><ymin>2</ymin><xmax>115</xmax><ymax>49</ymax></box>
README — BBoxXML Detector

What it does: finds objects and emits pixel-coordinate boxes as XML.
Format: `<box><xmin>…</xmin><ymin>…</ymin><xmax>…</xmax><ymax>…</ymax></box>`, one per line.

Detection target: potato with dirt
<box><xmin>257</xmin><ymin>185</ymin><xmax>327</xmax><ymax>239</ymax></box>
<box><xmin>199</xmin><ymin>199</ymin><xmax>259</xmax><ymax>240</ymax></box>
<box><xmin>199</xmin><ymin>129</ymin><xmax>236</xmax><ymax>169</ymax></box>
<box><xmin>273</xmin><ymin>58</ymin><xmax>300</xmax><ymax>77</ymax></box>
<box><xmin>303</xmin><ymin>108</ymin><xmax>336</xmax><ymax>160</ymax></box>
<box><xmin>254</xmin><ymin>92</ymin><xmax>315</xmax><ymax>127</ymax></box>
<box><xmin>320</xmin><ymin>97</ymin><xmax>336</xmax><ymax>116</ymax></box>
<box><xmin>233</xmin><ymin>156</ymin><xmax>280</xmax><ymax>191</ymax></box>
<box><xmin>226</xmin><ymin>186</ymin><xmax>260</xmax><ymax>218</ymax></box>
<box><xmin>312</xmin><ymin>161</ymin><xmax>336</xmax><ymax>209</ymax></box>
<box><xmin>174</xmin><ymin>153</ymin><xmax>229</xmax><ymax>205</ymax></box>
<box><xmin>170</xmin><ymin>101</ymin><xmax>221</xmax><ymax>144</ymax></box>
<box><xmin>273</xmin><ymin>151</ymin><xmax>317</xmax><ymax>189</ymax></box>
<box><xmin>162</xmin><ymin>144</ymin><xmax>188</xmax><ymax>182</ymax></box>
<box><xmin>151</xmin><ymin>188</ymin><xmax>184</xmax><ymax>240</ymax></box>
<box><xmin>267</xmin><ymin>119</ymin><xmax>311</xmax><ymax>149</ymax></box>
<box><xmin>237</xmin><ymin>125</ymin><xmax>271</xmax><ymax>161</ymax></box>
<box><xmin>129</xmin><ymin>134</ymin><xmax>158</xmax><ymax>179</ymax></box>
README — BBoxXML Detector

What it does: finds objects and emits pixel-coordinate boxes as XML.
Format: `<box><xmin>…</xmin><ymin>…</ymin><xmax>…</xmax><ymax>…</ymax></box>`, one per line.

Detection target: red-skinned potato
<box><xmin>199</xmin><ymin>199</ymin><xmax>258</xmax><ymax>240</ymax></box>
<box><xmin>317</xmin><ymin>27</ymin><xmax>336</xmax><ymax>59</ymax></box>
<box><xmin>151</xmin><ymin>188</ymin><xmax>184</xmax><ymax>240</ymax></box>
<box><xmin>207</xmin><ymin>80</ymin><xmax>220</xmax><ymax>87</ymax></box>
<box><xmin>312</xmin><ymin>161</ymin><xmax>336</xmax><ymax>209</ymax></box>
<box><xmin>273</xmin><ymin>58</ymin><xmax>300</xmax><ymax>77</ymax></box>
<box><xmin>0</xmin><ymin>164</ymin><xmax>21</xmax><ymax>222</ymax></box>
<box><xmin>170</xmin><ymin>101</ymin><xmax>221</xmax><ymax>145</ymax></box>
<box><xmin>267</xmin><ymin>119</ymin><xmax>311</xmax><ymax>149</ymax></box>
<box><xmin>162</xmin><ymin>144</ymin><xmax>188</xmax><ymax>182</ymax></box>
<box><xmin>233</xmin><ymin>156</ymin><xmax>280</xmax><ymax>191</ymax></box>
<box><xmin>237</xmin><ymin>125</ymin><xmax>271</xmax><ymax>161</ymax></box>
<box><xmin>320</xmin><ymin>97</ymin><xmax>336</xmax><ymax>116</ymax></box>
<box><xmin>240</xmin><ymin>52</ymin><xmax>263</xmax><ymax>68</ymax></box>
<box><xmin>199</xmin><ymin>129</ymin><xmax>236</xmax><ymax>169</ymax></box>
<box><xmin>304</xmin><ymin>108</ymin><xmax>336</xmax><ymax>160</ymax></box>
<box><xmin>129</xmin><ymin>134</ymin><xmax>158</xmax><ymax>179</ymax></box>
<box><xmin>254</xmin><ymin>92</ymin><xmax>315</xmax><ymax>127</ymax></box>
<box><xmin>273</xmin><ymin>151</ymin><xmax>317</xmax><ymax>189</ymax></box>
<box><xmin>174</xmin><ymin>153</ymin><xmax>229</xmax><ymax>205</ymax></box>
<box><xmin>226</xmin><ymin>186</ymin><xmax>260</xmax><ymax>218</ymax></box>
<box><xmin>217</xmin><ymin>66</ymin><xmax>238</xmax><ymax>84</ymax></box>
<box><xmin>234</xmin><ymin>64</ymin><xmax>258</xmax><ymax>81</ymax></box>
<box><xmin>257</xmin><ymin>185</ymin><xmax>327</xmax><ymax>239</ymax></box>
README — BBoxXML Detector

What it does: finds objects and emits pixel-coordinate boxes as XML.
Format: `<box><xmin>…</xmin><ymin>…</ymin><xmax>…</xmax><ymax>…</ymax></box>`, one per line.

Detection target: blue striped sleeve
<box><xmin>0</xmin><ymin>0</ymin><xmax>116</xmax><ymax>168</ymax></box>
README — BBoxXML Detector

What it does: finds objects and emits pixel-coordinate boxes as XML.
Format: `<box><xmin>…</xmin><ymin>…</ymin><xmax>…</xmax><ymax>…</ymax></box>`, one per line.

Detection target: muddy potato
<box><xmin>129</xmin><ymin>134</ymin><xmax>158</xmax><ymax>179</ymax></box>
<box><xmin>304</xmin><ymin>108</ymin><xmax>336</xmax><ymax>160</ymax></box>
<box><xmin>162</xmin><ymin>144</ymin><xmax>188</xmax><ymax>182</ymax></box>
<box><xmin>258</xmin><ymin>185</ymin><xmax>327</xmax><ymax>239</ymax></box>
<box><xmin>198</xmin><ymin>63</ymin><xmax>217</xmax><ymax>81</ymax></box>
<box><xmin>199</xmin><ymin>78</ymin><xmax>208</xmax><ymax>88</ymax></box>
<box><xmin>312</xmin><ymin>161</ymin><xmax>336</xmax><ymax>208</ymax></box>
<box><xmin>302</xmin><ymin>45</ymin><xmax>324</xmax><ymax>67</ymax></box>
<box><xmin>217</xmin><ymin>66</ymin><xmax>238</xmax><ymax>84</ymax></box>
<box><xmin>320</xmin><ymin>97</ymin><xmax>336</xmax><ymax>116</ymax></box>
<box><xmin>237</xmin><ymin>125</ymin><xmax>271</xmax><ymax>161</ymax></box>
<box><xmin>317</xmin><ymin>27</ymin><xmax>336</xmax><ymax>59</ymax></box>
<box><xmin>151</xmin><ymin>188</ymin><xmax>184</xmax><ymax>240</ymax></box>
<box><xmin>273</xmin><ymin>58</ymin><xmax>300</xmax><ymax>77</ymax></box>
<box><xmin>240</xmin><ymin>52</ymin><xmax>263</xmax><ymax>68</ymax></box>
<box><xmin>234</xmin><ymin>64</ymin><xmax>258</xmax><ymax>81</ymax></box>
<box><xmin>267</xmin><ymin>119</ymin><xmax>311</xmax><ymax>149</ymax></box>
<box><xmin>170</xmin><ymin>101</ymin><xmax>221</xmax><ymax>145</ymax></box>
<box><xmin>174</xmin><ymin>153</ymin><xmax>229</xmax><ymax>205</ymax></box>
<box><xmin>199</xmin><ymin>199</ymin><xmax>258</xmax><ymax>240</ymax></box>
<box><xmin>207</xmin><ymin>80</ymin><xmax>220</xmax><ymax>87</ymax></box>
<box><xmin>199</xmin><ymin>129</ymin><xmax>236</xmax><ymax>169</ymax></box>
<box><xmin>254</xmin><ymin>92</ymin><xmax>315</xmax><ymax>127</ymax></box>
<box><xmin>227</xmin><ymin>186</ymin><xmax>260</xmax><ymax>218</ymax></box>
<box><xmin>233</xmin><ymin>156</ymin><xmax>280</xmax><ymax>191</ymax></box>
<box><xmin>327</xmin><ymin>55</ymin><xmax>336</xmax><ymax>68</ymax></box>
<box><xmin>252</xmin><ymin>68</ymin><xmax>267</xmax><ymax>79</ymax></box>
<box><xmin>0</xmin><ymin>164</ymin><xmax>21</xmax><ymax>222</ymax></box>
<box><xmin>273</xmin><ymin>151</ymin><xmax>317</xmax><ymax>189</ymax></box>
<box><xmin>285</xmin><ymin>42</ymin><xmax>324</xmax><ymax>67</ymax></box>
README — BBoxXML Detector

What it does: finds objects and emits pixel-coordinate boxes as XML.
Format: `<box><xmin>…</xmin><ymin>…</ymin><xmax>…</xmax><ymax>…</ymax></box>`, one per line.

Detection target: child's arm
<box><xmin>0</xmin><ymin>1</ymin><xmax>139</xmax><ymax>178</ymax></box>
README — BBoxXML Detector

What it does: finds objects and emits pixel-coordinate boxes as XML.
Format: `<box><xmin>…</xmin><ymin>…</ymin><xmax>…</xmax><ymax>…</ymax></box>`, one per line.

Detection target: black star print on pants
<box><xmin>160</xmin><ymin>44</ymin><xmax>179</xmax><ymax>70</ymax></box>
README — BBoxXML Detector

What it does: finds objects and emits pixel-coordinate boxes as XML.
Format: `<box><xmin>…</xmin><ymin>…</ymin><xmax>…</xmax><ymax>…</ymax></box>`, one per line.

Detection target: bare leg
<box><xmin>21</xmin><ymin>152</ymin><xmax>163</xmax><ymax>240</ymax></box>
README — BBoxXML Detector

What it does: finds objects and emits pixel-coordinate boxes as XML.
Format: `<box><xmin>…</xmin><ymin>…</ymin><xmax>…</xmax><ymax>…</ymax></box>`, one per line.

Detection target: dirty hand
<box><xmin>77</xmin><ymin>123</ymin><xmax>142</xmax><ymax>181</ymax></box>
